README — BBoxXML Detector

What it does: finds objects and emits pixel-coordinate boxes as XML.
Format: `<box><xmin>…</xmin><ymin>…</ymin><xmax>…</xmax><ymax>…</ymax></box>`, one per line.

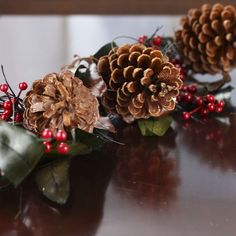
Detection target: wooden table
<box><xmin>0</xmin><ymin>93</ymin><xmax>236</xmax><ymax>235</ymax></box>
<box><xmin>0</xmin><ymin>0</ymin><xmax>236</xmax><ymax>15</ymax></box>
<box><xmin>1</xmin><ymin>0</ymin><xmax>236</xmax><ymax>234</ymax></box>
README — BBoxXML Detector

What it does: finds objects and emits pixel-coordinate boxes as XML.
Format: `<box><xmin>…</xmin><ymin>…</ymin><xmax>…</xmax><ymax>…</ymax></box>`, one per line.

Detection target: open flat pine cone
<box><xmin>23</xmin><ymin>71</ymin><xmax>99</xmax><ymax>134</ymax></box>
<box><xmin>97</xmin><ymin>44</ymin><xmax>182</xmax><ymax>123</ymax></box>
<box><xmin>175</xmin><ymin>3</ymin><xmax>236</xmax><ymax>74</ymax></box>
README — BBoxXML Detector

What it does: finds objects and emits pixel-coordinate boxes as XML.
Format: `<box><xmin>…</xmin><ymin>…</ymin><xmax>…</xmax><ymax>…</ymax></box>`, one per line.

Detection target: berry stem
<box><xmin>189</xmin><ymin>106</ymin><xmax>201</xmax><ymax>115</ymax></box>
<box><xmin>12</xmin><ymin>98</ymin><xmax>15</xmax><ymax>126</ymax></box>
<box><xmin>150</xmin><ymin>26</ymin><xmax>163</xmax><ymax>39</ymax></box>
<box><xmin>1</xmin><ymin>65</ymin><xmax>16</xmax><ymax>97</ymax></box>
<box><xmin>16</xmin><ymin>90</ymin><xmax>22</xmax><ymax>100</ymax></box>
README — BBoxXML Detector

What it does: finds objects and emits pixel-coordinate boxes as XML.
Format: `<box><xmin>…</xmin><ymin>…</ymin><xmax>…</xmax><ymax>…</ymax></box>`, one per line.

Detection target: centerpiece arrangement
<box><xmin>0</xmin><ymin>3</ymin><xmax>235</xmax><ymax>205</ymax></box>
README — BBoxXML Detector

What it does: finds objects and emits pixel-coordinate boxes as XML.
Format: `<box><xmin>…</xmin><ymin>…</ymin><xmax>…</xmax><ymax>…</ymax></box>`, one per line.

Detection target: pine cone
<box><xmin>175</xmin><ymin>3</ymin><xmax>236</xmax><ymax>74</ymax></box>
<box><xmin>97</xmin><ymin>44</ymin><xmax>182</xmax><ymax>123</ymax></box>
<box><xmin>23</xmin><ymin>71</ymin><xmax>99</xmax><ymax>134</ymax></box>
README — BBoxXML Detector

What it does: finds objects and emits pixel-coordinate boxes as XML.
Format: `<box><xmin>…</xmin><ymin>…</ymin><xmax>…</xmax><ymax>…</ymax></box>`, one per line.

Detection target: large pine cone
<box><xmin>23</xmin><ymin>71</ymin><xmax>99</xmax><ymax>134</ymax></box>
<box><xmin>175</xmin><ymin>3</ymin><xmax>236</xmax><ymax>74</ymax></box>
<box><xmin>97</xmin><ymin>44</ymin><xmax>182</xmax><ymax>123</ymax></box>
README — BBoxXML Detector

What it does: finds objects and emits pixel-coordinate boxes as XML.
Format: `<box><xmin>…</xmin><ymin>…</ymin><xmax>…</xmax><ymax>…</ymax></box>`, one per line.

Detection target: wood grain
<box><xmin>0</xmin><ymin>0</ymin><xmax>235</xmax><ymax>15</ymax></box>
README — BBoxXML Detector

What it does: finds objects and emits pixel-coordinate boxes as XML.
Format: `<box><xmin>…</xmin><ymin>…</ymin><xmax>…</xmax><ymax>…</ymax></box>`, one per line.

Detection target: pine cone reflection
<box><xmin>113</xmin><ymin>126</ymin><xmax>179</xmax><ymax>207</ymax></box>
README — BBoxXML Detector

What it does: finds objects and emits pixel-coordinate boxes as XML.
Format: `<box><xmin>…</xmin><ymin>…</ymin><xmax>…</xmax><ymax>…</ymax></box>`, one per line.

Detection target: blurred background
<box><xmin>0</xmin><ymin>15</ymin><xmax>180</xmax><ymax>86</ymax></box>
<box><xmin>0</xmin><ymin>0</ymin><xmax>235</xmax><ymax>87</ymax></box>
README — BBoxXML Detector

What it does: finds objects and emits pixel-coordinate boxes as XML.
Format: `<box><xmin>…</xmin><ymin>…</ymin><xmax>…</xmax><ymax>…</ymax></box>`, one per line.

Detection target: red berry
<box><xmin>0</xmin><ymin>84</ymin><xmax>8</xmax><ymax>93</ymax></box>
<box><xmin>3</xmin><ymin>109</ymin><xmax>12</xmax><ymax>116</ymax></box>
<box><xmin>41</xmin><ymin>129</ymin><xmax>54</xmax><ymax>139</ymax></box>
<box><xmin>196</xmin><ymin>97</ymin><xmax>203</xmax><ymax>106</ymax></box>
<box><xmin>14</xmin><ymin>113</ymin><xmax>23</xmax><ymax>122</ymax></box>
<box><xmin>200</xmin><ymin>108</ymin><xmax>209</xmax><ymax>116</ymax></box>
<box><xmin>181</xmin><ymin>85</ymin><xmax>188</xmax><ymax>91</ymax></box>
<box><xmin>43</xmin><ymin>141</ymin><xmax>52</xmax><ymax>153</ymax></box>
<box><xmin>215</xmin><ymin>106</ymin><xmax>223</xmax><ymax>113</ymax></box>
<box><xmin>206</xmin><ymin>94</ymin><xmax>215</xmax><ymax>103</ymax></box>
<box><xmin>184</xmin><ymin>92</ymin><xmax>192</xmax><ymax>102</ymax></box>
<box><xmin>187</xmin><ymin>85</ymin><xmax>197</xmax><ymax>94</ymax></box>
<box><xmin>180</xmin><ymin>68</ymin><xmax>185</xmax><ymax>76</ymax></box>
<box><xmin>3</xmin><ymin>101</ymin><xmax>12</xmax><ymax>110</ymax></box>
<box><xmin>182</xmin><ymin>112</ymin><xmax>191</xmax><ymax>120</ymax></box>
<box><xmin>1</xmin><ymin>113</ymin><xmax>9</xmax><ymax>120</ymax></box>
<box><xmin>207</xmin><ymin>103</ymin><xmax>215</xmax><ymax>112</ymax></box>
<box><xmin>10</xmin><ymin>98</ymin><xmax>18</xmax><ymax>104</ymax></box>
<box><xmin>56</xmin><ymin>130</ymin><xmax>68</xmax><ymax>142</ymax></box>
<box><xmin>57</xmin><ymin>142</ymin><xmax>69</xmax><ymax>154</ymax></box>
<box><xmin>216</xmin><ymin>100</ymin><xmax>224</xmax><ymax>108</ymax></box>
<box><xmin>172</xmin><ymin>59</ymin><xmax>180</xmax><ymax>65</ymax></box>
<box><xmin>153</xmin><ymin>35</ymin><xmax>162</xmax><ymax>46</ymax></box>
<box><xmin>19</xmin><ymin>82</ymin><xmax>28</xmax><ymax>90</ymax></box>
<box><xmin>179</xmin><ymin>73</ymin><xmax>185</xmax><ymax>80</ymax></box>
<box><xmin>138</xmin><ymin>35</ymin><xmax>147</xmax><ymax>44</ymax></box>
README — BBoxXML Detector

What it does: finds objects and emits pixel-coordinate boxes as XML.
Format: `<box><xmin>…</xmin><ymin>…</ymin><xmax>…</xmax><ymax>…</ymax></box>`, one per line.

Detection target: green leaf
<box><xmin>74</xmin><ymin>128</ymin><xmax>105</xmax><ymax>150</ymax></box>
<box><xmin>93</xmin><ymin>42</ymin><xmax>117</xmax><ymax>60</ymax></box>
<box><xmin>44</xmin><ymin>142</ymin><xmax>91</xmax><ymax>159</ymax></box>
<box><xmin>138</xmin><ymin>116</ymin><xmax>173</xmax><ymax>137</ymax></box>
<box><xmin>66</xmin><ymin>142</ymin><xmax>92</xmax><ymax>156</ymax></box>
<box><xmin>42</xmin><ymin>128</ymin><xmax>107</xmax><ymax>159</ymax></box>
<box><xmin>36</xmin><ymin>159</ymin><xmax>70</xmax><ymax>205</ymax></box>
<box><xmin>74</xmin><ymin>67</ymin><xmax>90</xmax><ymax>80</ymax></box>
<box><xmin>0</xmin><ymin>121</ymin><xmax>44</xmax><ymax>187</ymax></box>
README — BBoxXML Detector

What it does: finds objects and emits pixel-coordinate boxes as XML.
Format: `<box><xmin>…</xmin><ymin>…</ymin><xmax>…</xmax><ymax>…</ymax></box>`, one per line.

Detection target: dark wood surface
<box><xmin>0</xmin><ymin>100</ymin><xmax>236</xmax><ymax>235</ymax></box>
<box><xmin>0</xmin><ymin>0</ymin><xmax>236</xmax><ymax>15</ymax></box>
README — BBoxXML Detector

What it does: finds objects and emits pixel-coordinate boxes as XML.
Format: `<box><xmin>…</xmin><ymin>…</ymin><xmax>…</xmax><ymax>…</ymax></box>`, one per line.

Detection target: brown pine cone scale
<box><xmin>98</xmin><ymin>44</ymin><xmax>182</xmax><ymax>123</ymax></box>
<box><xmin>23</xmin><ymin>71</ymin><xmax>99</xmax><ymax>134</ymax></box>
<box><xmin>175</xmin><ymin>3</ymin><xmax>236</xmax><ymax>74</ymax></box>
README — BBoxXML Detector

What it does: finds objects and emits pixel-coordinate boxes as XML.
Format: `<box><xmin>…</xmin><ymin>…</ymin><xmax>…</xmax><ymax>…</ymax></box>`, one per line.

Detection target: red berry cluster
<box><xmin>138</xmin><ymin>34</ymin><xmax>162</xmax><ymax>48</ymax></box>
<box><xmin>0</xmin><ymin>82</ymin><xmax>27</xmax><ymax>123</ymax></box>
<box><xmin>178</xmin><ymin>84</ymin><xmax>225</xmax><ymax>121</ymax></box>
<box><xmin>41</xmin><ymin>129</ymin><xmax>70</xmax><ymax>155</ymax></box>
<box><xmin>171</xmin><ymin>59</ymin><xmax>186</xmax><ymax>81</ymax></box>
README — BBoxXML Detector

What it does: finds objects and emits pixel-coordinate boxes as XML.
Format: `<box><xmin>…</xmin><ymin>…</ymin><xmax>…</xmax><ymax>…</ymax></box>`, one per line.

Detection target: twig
<box><xmin>1</xmin><ymin>65</ymin><xmax>16</xmax><ymax>97</ymax></box>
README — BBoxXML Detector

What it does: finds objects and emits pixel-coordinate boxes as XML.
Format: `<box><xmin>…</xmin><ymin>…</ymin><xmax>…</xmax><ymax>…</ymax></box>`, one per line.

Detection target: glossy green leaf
<box><xmin>44</xmin><ymin>142</ymin><xmax>92</xmax><ymax>158</ymax></box>
<box><xmin>138</xmin><ymin>116</ymin><xmax>173</xmax><ymax>137</ymax></box>
<box><xmin>93</xmin><ymin>42</ymin><xmax>117</xmax><ymax>60</ymax></box>
<box><xmin>74</xmin><ymin>128</ymin><xmax>105</xmax><ymax>150</ymax></box>
<box><xmin>0</xmin><ymin>121</ymin><xmax>44</xmax><ymax>187</ymax></box>
<box><xmin>36</xmin><ymin>159</ymin><xmax>70</xmax><ymax>204</ymax></box>
<box><xmin>42</xmin><ymin>129</ymin><xmax>107</xmax><ymax>159</ymax></box>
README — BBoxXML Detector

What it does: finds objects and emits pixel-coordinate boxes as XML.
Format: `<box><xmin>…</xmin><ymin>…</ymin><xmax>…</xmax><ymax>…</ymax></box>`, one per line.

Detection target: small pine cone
<box><xmin>23</xmin><ymin>71</ymin><xmax>99</xmax><ymax>134</ymax></box>
<box><xmin>175</xmin><ymin>3</ymin><xmax>236</xmax><ymax>74</ymax></box>
<box><xmin>97</xmin><ymin>44</ymin><xmax>182</xmax><ymax>123</ymax></box>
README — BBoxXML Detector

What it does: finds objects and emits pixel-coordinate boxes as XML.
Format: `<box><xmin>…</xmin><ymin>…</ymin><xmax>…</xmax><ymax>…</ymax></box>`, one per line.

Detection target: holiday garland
<box><xmin>0</xmin><ymin>2</ymin><xmax>236</xmax><ymax>205</ymax></box>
